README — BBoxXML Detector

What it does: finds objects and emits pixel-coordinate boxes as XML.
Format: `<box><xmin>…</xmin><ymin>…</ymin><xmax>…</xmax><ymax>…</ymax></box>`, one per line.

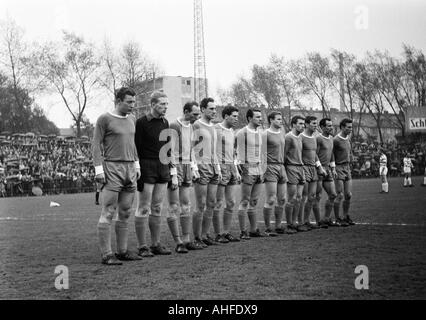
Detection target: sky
<box><xmin>1</xmin><ymin>0</ymin><xmax>426</xmax><ymax>128</ymax></box>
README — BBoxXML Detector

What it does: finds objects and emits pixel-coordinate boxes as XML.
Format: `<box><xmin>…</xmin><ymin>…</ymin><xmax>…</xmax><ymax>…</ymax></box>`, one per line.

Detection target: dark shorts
<box><xmin>168</xmin><ymin>163</ymin><xmax>192</xmax><ymax>188</ymax></box>
<box><xmin>303</xmin><ymin>165</ymin><xmax>318</xmax><ymax>183</ymax></box>
<box><xmin>264</xmin><ymin>164</ymin><xmax>288</xmax><ymax>184</ymax></box>
<box><xmin>219</xmin><ymin>164</ymin><xmax>240</xmax><ymax>186</ymax></box>
<box><xmin>138</xmin><ymin>158</ymin><xmax>170</xmax><ymax>191</ymax></box>
<box><xmin>241</xmin><ymin>164</ymin><xmax>264</xmax><ymax>185</ymax></box>
<box><xmin>286</xmin><ymin>165</ymin><xmax>306</xmax><ymax>185</ymax></box>
<box><xmin>196</xmin><ymin>164</ymin><xmax>220</xmax><ymax>185</ymax></box>
<box><xmin>318</xmin><ymin>167</ymin><xmax>334</xmax><ymax>182</ymax></box>
<box><xmin>104</xmin><ymin>161</ymin><xmax>137</xmax><ymax>193</ymax></box>
<box><xmin>336</xmin><ymin>163</ymin><xmax>352</xmax><ymax>181</ymax></box>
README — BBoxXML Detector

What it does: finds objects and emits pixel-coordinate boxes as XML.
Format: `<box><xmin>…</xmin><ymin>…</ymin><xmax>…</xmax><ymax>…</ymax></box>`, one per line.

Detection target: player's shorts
<box><xmin>103</xmin><ymin>161</ymin><xmax>137</xmax><ymax>193</ymax></box>
<box><xmin>318</xmin><ymin>167</ymin><xmax>334</xmax><ymax>182</ymax></box>
<box><xmin>264</xmin><ymin>163</ymin><xmax>288</xmax><ymax>184</ymax></box>
<box><xmin>196</xmin><ymin>164</ymin><xmax>220</xmax><ymax>185</ymax></box>
<box><xmin>336</xmin><ymin>163</ymin><xmax>352</xmax><ymax>181</ymax></box>
<box><xmin>379</xmin><ymin>166</ymin><xmax>388</xmax><ymax>176</ymax></box>
<box><xmin>403</xmin><ymin>167</ymin><xmax>411</xmax><ymax>174</ymax></box>
<box><xmin>168</xmin><ymin>163</ymin><xmax>192</xmax><ymax>189</ymax></box>
<box><xmin>303</xmin><ymin>165</ymin><xmax>318</xmax><ymax>183</ymax></box>
<box><xmin>138</xmin><ymin>158</ymin><xmax>170</xmax><ymax>191</ymax></box>
<box><xmin>219</xmin><ymin>164</ymin><xmax>240</xmax><ymax>186</ymax></box>
<box><xmin>240</xmin><ymin>163</ymin><xmax>264</xmax><ymax>185</ymax></box>
<box><xmin>285</xmin><ymin>165</ymin><xmax>306</xmax><ymax>185</ymax></box>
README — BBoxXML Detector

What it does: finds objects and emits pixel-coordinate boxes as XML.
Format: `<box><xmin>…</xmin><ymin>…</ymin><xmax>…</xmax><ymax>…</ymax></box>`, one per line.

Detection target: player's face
<box><xmin>342</xmin><ymin>123</ymin><xmax>353</xmax><ymax>135</ymax></box>
<box><xmin>323</xmin><ymin>120</ymin><xmax>334</xmax><ymax>135</ymax></box>
<box><xmin>203</xmin><ymin>102</ymin><xmax>217</xmax><ymax>121</ymax></box>
<box><xmin>153</xmin><ymin>97</ymin><xmax>168</xmax><ymax>117</ymax></box>
<box><xmin>306</xmin><ymin>119</ymin><xmax>317</xmax><ymax>132</ymax></box>
<box><xmin>188</xmin><ymin>105</ymin><xmax>201</xmax><ymax>124</ymax></box>
<box><xmin>118</xmin><ymin>95</ymin><xmax>136</xmax><ymax>115</ymax></box>
<box><xmin>226</xmin><ymin>111</ymin><xmax>239</xmax><ymax>128</ymax></box>
<box><xmin>271</xmin><ymin>115</ymin><xmax>283</xmax><ymax>129</ymax></box>
<box><xmin>251</xmin><ymin>111</ymin><xmax>262</xmax><ymax>127</ymax></box>
<box><xmin>294</xmin><ymin>119</ymin><xmax>305</xmax><ymax>133</ymax></box>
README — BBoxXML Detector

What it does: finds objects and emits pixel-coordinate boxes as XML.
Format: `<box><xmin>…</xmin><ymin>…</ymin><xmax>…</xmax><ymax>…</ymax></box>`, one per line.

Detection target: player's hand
<box><xmin>192</xmin><ymin>169</ymin><xmax>200</xmax><ymax>181</ymax></box>
<box><xmin>236</xmin><ymin>171</ymin><xmax>242</xmax><ymax>183</ymax></box>
<box><xmin>331</xmin><ymin>168</ymin><xmax>337</xmax><ymax>179</ymax></box>
<box><xmin>318</xmin><ymin>166</ymin><xmax>327</xmax><ymax>177</ymax></box>
<box><xmin>95</xmin><ymin>173</ymin><xmax>106</xmax><ymax>185</ymax></box>
<box><xmin>217</xmin><ymin>171</ymin><xmax>222</xmax><ymax>182</ymax></box>
<box><xmin>136</xmin><ymin>168</ymin><xmax>141</xmax><ymax>180</ymax></box>
<box><xmin>171</xmin><ymin>174</ymin><xmax>179</xmax><ymax>190</ymax></box>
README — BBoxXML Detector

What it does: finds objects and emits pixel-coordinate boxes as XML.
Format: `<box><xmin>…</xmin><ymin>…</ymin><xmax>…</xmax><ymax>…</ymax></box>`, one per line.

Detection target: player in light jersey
<box><xmin>92</xmin><ymin>87</ymin><xmax>142</xmax><ymax>265</ymax></box>
<box><xmin>236</xmin><ymin>108</ymin><xmax>268</xmax><ymax>239</ymax></box>
<box><xmin>213</xmin><ymin>106</ymin><xmax>241</xmax><ymax>243</ymax></box>
<box><xmin>379</xmin><ymin>147</ymin><xmax>389</xmax><ymax>193</ymax></box>
<box><xmin>262</xmin><ymin>112</ymin><xmax>294</xmax><ymax>235</ymax></box>
<box><xmin>192</xmin><ymin>98</ymin><xmax>222</xmax><ymax>247</ymax></box>
<box><xmin>333</xmin><ymin>118</ymin><xmax>354</xmax><ymax>226</ymax></box>
<box><xmin>316</xmin><ymin>118</ymin><xmax>339</xmax><ymax>227</ymax></box>
<box><xmin>402</xmin><ymin>152</ymin><xmax>414</xmax><ymax>187</ymax></box>
<box><xmin>299</xmin><ymin>116</ymin><xmax>327</xmax><ymax>230</ymax></box>
<box><xmin>284</xmin><ymin>115</ymin><xmax>309</xmax><ymax>232</ymax></box>
<box><xmin>167</xmin><ymin>101</ymin><xmax>203</xmax><ymax>251</ymax></box>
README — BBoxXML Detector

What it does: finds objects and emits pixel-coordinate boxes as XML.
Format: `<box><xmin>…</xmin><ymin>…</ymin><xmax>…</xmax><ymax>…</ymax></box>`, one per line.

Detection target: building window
<box><xmin>186</xmin><ymin>80</ymin><xmax>191</xmax><ymax>86</ymax></box>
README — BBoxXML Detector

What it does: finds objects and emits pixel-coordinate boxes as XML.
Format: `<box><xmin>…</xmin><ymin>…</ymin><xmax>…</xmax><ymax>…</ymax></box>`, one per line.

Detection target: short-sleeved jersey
<box><xmin>236</xmin><ymin>126</ymin><xmax>262</xmax><ymax>164</ymax></box>
<box><xmin>215</xmin><ymin>123</ymin><xmax>235</xmax><ymax>164</ymax></box>
<box><xmin>169</xmin><ymin>119</ymin><xmax>193</xmax><ymax>164</ymax></box>
<box><xmin>316</xmin><ymin>134</ymin><xmax>334</xmax><ymax>167</ymax></box>
<box><xmin>333</xmin><ymin>134</ymin><xmax>351</xmax><ymax>164</ymax></box>
<box><xmin>403</xmin><ymin>157</ymin><xmax>413</xmax><ymax>169</ymax></box>
<box><xmin>284</xmin><ymin>132</ymin><xmax>303</xmax><ymax>166</ymax></box>
<box><xmin>192</xmin><ymin>119</ymin><xmax>218</xmax><ymax>165</ymax></box>
<box><xmin>300</xmin><ymin>132</ymin><xmax>319</xmax><ymax>166</ymax></box>
<box><xmin>263</xmin><ymin>129</ymin><xmax>285</xmax><ymax>164</ymax></box>
<box><xmin>92</xmin><ymin>112</ymin><xmax>138</xmax><ymax>167</ymax></box>
<box><xmin>379</xmin><ymin>154</ymin><xmax>387</xmax><ymax>167</ymax></box>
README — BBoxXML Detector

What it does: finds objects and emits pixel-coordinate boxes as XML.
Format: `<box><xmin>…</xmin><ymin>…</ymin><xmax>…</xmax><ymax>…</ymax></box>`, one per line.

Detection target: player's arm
<box><xmin>190</xmin><ymin>125</ymin><xmax>200</xmax><ymax>180</ymax></box>
<box><xmin>92</xmin><ymin>116</ymin><xmax>106</xmax><ymax>184</ymax></box>
<box><xmin>213</xmin><ymin>130</ymin><xmax>222</xmax><ymax>180</ymax></box>
<box><xmin>166</xmin><ymin>121</ymin><xmax>178</xmax><ymax>189</ymax></box>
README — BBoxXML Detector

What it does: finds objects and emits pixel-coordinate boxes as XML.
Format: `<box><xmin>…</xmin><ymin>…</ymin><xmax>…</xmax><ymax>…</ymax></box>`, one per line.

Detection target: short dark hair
<box><xmin>340</xmin><ymin>118</ymin><xmax>353</xmax><ymax>129</ymax></box>
<box><xmin>183</xmin><ymin>101</ymin><xmax>199</xmax><ymax>114</ymax></box>
<box><xmin>115</xmin><ymin>87</ymin><xmax>136</xmax><ymax>102</ymax></box>
<box><xmin>222</xmin><ymin>106</ymin><xmax>239</xmax><ymax>119</ymax></box>
<box><xmin>200</xmin><ymin>97</ymin><xmax>214</xmax><ymax>111</ymax></box>
<box><xmin>291</xmin><ymin>115</ymin><xmax>305</xmax><ymax>126</ymax></box>
<box><xmin>267</xmin><ymin>111</ymin><xmax>282</xmax><ymax>125</ymax></box>
<box><xmin>150</xmin><ymin>91</ymin><xmax>168</xmax><ymax>105</ymax></box>
<box><xmin>319</xmin><ymin>118</ymin><xmax>332</xmax><ymax>128</ymax></box>
<box><xmin>246</xmin><ymin>108</ymin><xmax>262</xmax><ymax>122</ymax></box>
<box><xmin>305</xmin><ymin>115</ymin><xmax>317</xmax><ymax>124</ymax></box>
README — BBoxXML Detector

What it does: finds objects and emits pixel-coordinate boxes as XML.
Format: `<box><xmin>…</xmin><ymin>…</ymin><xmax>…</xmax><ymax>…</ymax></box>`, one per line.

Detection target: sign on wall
<box><xmin>406</xmin><ymin>106</ymin><xmax>426</xmax><ymax>132</ymax></box>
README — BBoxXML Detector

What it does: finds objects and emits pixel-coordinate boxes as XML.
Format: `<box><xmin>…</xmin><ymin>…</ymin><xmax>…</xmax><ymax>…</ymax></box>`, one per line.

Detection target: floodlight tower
<box><xmin>194</xmin><ymin>0</ymin><xmax>208</xmax><ymax>102</ymax></box>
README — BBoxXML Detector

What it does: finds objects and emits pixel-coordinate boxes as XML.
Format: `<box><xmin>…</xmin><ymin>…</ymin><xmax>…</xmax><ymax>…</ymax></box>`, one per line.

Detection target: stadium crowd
<box><xmin>1</xmin><ymin>131</ymin><xmax>425</xmax><ymax>198</ymax></box>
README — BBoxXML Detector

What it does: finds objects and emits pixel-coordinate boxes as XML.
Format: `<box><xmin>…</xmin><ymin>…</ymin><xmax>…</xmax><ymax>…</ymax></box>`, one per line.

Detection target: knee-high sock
<box><xmin>212</xmin><ymin>209</ymin><xmax>221</xmax><ymax>235</ymax></box>
<box><xmin>304</xmin><ymin>200</ymin><xmax>314</xmax><ymax>223</ymax></box>
<box><xmin>293</xmin><ymin>200</ymin><xmax>301</xmax><ymax>224</ymax></box>
<box><xmin>408</xmin><ymin>177</ymin><xmax>412</xmax><ymax>185</ymax></box>
<box><xmin>382</xmin><ymin>182</ymin><xmax>388</xmax><ymax>192</ymax></box>
<box><xmin>285</xmin><ymin>203</ymin><xmax>294</xmax><ymax>225</ymax></box>
<box><xmin>115</xmin><ymin>220</ymin><xmax>129</xmax><ymax>254</ymax></box>
<box><xmin>192</xmin><ymin>210</ymin><xmax>203</xmax><ymax>239</ymax></box>
<box><xmin>247</xmin><ymin>208</ymin><xmax>257</xmax><ymax>232</ymax></box>
<box><xmin>95</xmin><ymin>192</ymin><xmax>99</xmax><ymax>203</ymax></box>
<box><xmin>312</xmin><ymin>198</ymin><xmax>321</xmax><ymax>222</ymax></box>
<box><xmin>325</xmin><ymin>200</ymin><xmax>333</xmax><ymax>219</ymax></box>
<box><xmin>167</xmin><ymin>216</ymin><xmax>181</xmax><ymax>244</ymax></box>
<box><xmin>223</xmin><ymin>207</ymin><xmax>233</xmax><ymax>234</ymax></box>
<box><xmin>135</xmin><ymin>215</ymin><xmax>148</xmax><ymax>248</ymax></box>
<box><xmin>180</xmin><ymin>214</ymin><xmax>191</xmax><ymax>243</ymax></box>
<box><xmin>149</xmin><ymin>215</ymin><xmax>162</xmax><ymax>246</ymax></box>
<box><xmin>238</xmin><ymin>209</ymin><xmax>247</xmax><ymax>232</ymax></box>
<box><xmin>98</xmin><ymin>221</ymin><xmax>112</xmax><ymax>257</ymax></box>
<box><xmin>333</xmin><ymin>200</ymin><xmax>341</xmax><ymax>219</ymax></box>
<box><xmin>201</xmin><ymin>207</ymin><xmax>214</xmax><ymax>237</ymax></box>
<box><xmin>343</xmin><ymin>199</ymin><xmax>351</xmax><ymax>217</ymax></box>
<box><xmin>298</xmin><ymin>200</ymin><xmax>305</xmax><ymax>224</ymax></box>
<box><xmin>274</xmin><ymin>206</ymin><xmax>284</xmax><ymax>229</ymax></box>
<box><xmin>263</xmin><ymin>207</ymin><xmax>273</xmax><ymax>229</ymax></box>
<box><xmin>404</xmin><ymin>177</ymin><xmax>408</xmax><ymax>186</ymax></box>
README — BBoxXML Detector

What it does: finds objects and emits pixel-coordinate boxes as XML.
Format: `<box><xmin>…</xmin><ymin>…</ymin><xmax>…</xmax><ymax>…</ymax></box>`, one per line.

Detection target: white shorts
<box><xmin>403</xmin><ymin>167</ymin><xmax>411</xmax><ymax>174</ymax></box>
<box><xmin>379</xmin><ymin>166</ymin><xmax>388</xmax><ymax>176</ymax></box>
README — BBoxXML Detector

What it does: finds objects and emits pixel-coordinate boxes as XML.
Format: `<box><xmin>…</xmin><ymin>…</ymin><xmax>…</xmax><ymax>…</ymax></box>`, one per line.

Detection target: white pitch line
<box><xmin>257</xmin><ymin>220</ymin><xmax>426</xmax><ymax>227</ymax></box>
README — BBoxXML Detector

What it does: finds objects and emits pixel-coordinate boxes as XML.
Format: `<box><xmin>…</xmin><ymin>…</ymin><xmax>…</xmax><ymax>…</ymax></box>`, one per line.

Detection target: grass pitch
<box><xmin>1</xmin><ymin>176</ymin><xmax>426</xmax><ymax>299</ymax></box>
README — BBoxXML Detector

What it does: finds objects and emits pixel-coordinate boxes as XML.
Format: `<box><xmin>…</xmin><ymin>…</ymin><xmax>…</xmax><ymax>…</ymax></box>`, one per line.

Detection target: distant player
<box><xmin>212</xmin><ymin>106</ymin><xmax>241</xmax><ymax>243</ymax></box>
<box><xmin>236</xmin><ymin>108</ymin><xmax>267</xmax><ymax>239</ymax></box>
<box><xmin>168</xmin><ymin>101</ymin><xmax>203</xmax><ymax>251</ymax></box>
<box><xmin>284</xmin><ymin>115</ymin><xmax>309</xmax><ymax>232</ymax></box>
<box><xmin>92</xmin><ymin>87</ymin><xmax>142</xmax><ymax>265</ymax></box>
<box><xmin>262</xmin><ymin>111</ymin><xmax>291</xmax><ymax>235</ymax></box>
<box><xmin>299</xmin><ymin>116</ymin><xmax>327</xmax><ymax>229</ymax></box>
<box><xmin>379</xmin><ymin>147</ymin><xmax>389</xmax><ymax>193</ymax></box>
<box><xmin>135</xmin><ymin>91</ymin><xmax>183</xmax><ymax>257</ymax></box>
<box><xmin>403</xmin><ymin>152</ymin><xmax>414</xmax><ymax>187</ymax></box>
<box><xmin>316</xmin><ymin>118</ymin><xmax>339</xmax><ymax>227</ymax></box>
<box><xmin>192</xmin><ymin>98</ymin><xmax>222</xmax><ymax>247</ymax></box>
<box><xmin>333</xmin><ymin>118</ymin><xmax>354</xmax><ymax>226</ymax></box>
